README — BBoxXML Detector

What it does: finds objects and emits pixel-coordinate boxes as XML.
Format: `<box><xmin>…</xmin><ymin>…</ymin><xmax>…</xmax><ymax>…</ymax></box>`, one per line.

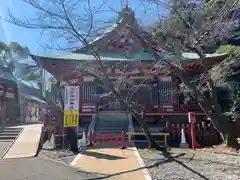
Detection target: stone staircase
<box><xmin>0</xmin><ymin>127</ymin><xmax>22</xmax><ymax>142</ymax></box>
<box><xmin>94</xmin><ymin>112</ymin><xmax>129</xmax><ymax>136</ymax></box>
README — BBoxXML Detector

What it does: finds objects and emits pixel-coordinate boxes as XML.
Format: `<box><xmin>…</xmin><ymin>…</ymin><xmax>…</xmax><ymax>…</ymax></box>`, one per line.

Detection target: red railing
<box><xmin>166</xmin><ymin>121</ymin><xmax>221</xmax><ymax>147</ymax></box>
<box><xmin>88</xmin><ymin>131</ymin><xmax>126</xmax><ymax>149</ymax></box>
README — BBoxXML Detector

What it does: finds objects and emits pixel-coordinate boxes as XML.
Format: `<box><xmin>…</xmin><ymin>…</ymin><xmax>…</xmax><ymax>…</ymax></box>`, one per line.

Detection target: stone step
<box><xmin>98</xmin><ymin>116</ymin><xmax>128</xmax><ymax>120</ymax></box>
<box><xmin>95</xmin><ymin>130</ymin><xmax>127</xmax><ymax>134</ymax></box>
<box><xmin>0</xmin><ymin>131</ymin><xmax>20</xmax><ymax>135</ymax></box>
<box><xmin>0</xmin><ymin>128</ymin><xmax>22</xmax><ymax>132</ymax></box>
<box><xmin>96</xmin><ymin>121</ymin><xmax>128</xmax><ymax>125</ymax></box>
<box><xmin>95</xmin><ymin>126</ymin><xmax>128</xmax><ymax>129</ymax></box>
<box><xmin>97</xmin><ymin>120</ymin><xmax>128</xmax><ymax>123</ymax></box>
<box><xmin>97</xmin><ymin>121</ymin><xmax>128</xmax><ymax>124</ymax></box>
<box><xmin>96</xmin><ymin>124</ymin><xmax>128</xmax><ymax>128</ymax></box>
<box><xmin>95</xmin><ymin>128</ymin><xmax>128</xmax><ymax>131</ymax></box>
<box><xmin>0</xmin><ymin>139</ymin><xmax>14</xmax><ymax>142</ymax></box>
<box><xmin>0</xmin><ymin>135</ymin><xmax>17</xmax><ymax>140</ymax></box>
<box><xmin>0</xmin><ymin>128</ymin><xmax>22</xmax><ymax>142</ymax></box>
<box><xmin>94</xmin><ymin>131</ymin><xmax>128</xmax><ymax>135</ymax></box>
<box><xmin>96</xmin><ymin>125</ymin><xmax>128</xmax><ymax>128</ymax></box>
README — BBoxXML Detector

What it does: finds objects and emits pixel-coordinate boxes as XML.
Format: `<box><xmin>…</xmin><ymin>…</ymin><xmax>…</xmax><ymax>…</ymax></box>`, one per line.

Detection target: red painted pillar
<box><xmin>188</xmin><ymin>112</ymin><xmax>201</xmax><ymax>150</ymax></box>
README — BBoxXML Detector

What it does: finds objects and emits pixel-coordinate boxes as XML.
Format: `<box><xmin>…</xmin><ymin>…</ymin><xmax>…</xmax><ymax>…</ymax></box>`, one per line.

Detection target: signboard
<box><xmin>64</xmin><ymin>110</ymin><xmax>79</xmax><ymax>127</ymax></box>
<box><xmin>63</xmin><ymin>86</ymin><xmax>80</xmax><ymax>127</ymax></box>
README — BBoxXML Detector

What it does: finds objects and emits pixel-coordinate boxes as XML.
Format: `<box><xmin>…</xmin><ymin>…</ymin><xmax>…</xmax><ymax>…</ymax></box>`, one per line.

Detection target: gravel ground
<box><xmin>0</xmin><ymin>157</ymin><xmax>103</xmax><ymax>180</ymax></box>
<box><xmin>138</xmin><ymin>148</ymin><xmax>240</xmax><ymax>180</ymax></box>
<box><xmin>39</xmin><ymin>138</ymin><xmax>87</xmax><ymax>165</ymax></box>
<box><xmin>38</xmin><ymin>148</ymin><xmax>78</xmax><ymax>165</ymax></box>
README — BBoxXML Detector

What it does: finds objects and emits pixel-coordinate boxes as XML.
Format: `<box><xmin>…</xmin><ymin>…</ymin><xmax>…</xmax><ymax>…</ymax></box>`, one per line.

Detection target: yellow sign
<box><xmin>63</xmin><ymin>110</ymin><xmax>79</xmax><ymax>127</ymax></box>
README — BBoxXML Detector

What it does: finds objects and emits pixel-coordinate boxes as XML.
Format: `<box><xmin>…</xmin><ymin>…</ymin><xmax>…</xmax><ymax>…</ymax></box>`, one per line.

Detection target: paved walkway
<box><xmin>0</xmin><ymin>157</ymin><xmax>102</xmax><ymax>180</ymax></box>
<box><xmin>0</xmin><ymin>142</ymin><xmax>12</xmax><ymax>157</ymax></box>
<box><xmin>71</xmin><ymin>144</ymin><xmax>149</xmax><ymax>180</ymax></box>
<box><xmin>3</xmin><ymin>124</ymin><xmax>43</xmax><ymax>159</ymax></box>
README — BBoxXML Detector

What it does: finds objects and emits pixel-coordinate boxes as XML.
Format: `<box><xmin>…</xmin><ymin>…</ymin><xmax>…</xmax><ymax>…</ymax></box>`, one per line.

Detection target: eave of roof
<box><xmin>31</xmin><ymin>52</ymin><xmax>228</xmax><ymax>62</ymax></box>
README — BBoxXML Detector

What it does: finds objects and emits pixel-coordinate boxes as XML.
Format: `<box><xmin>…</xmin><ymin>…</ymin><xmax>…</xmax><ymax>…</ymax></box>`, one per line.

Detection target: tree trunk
<box><xmin>224</xmin><ymin>134</ymin><xmax>240</xmax><ymax>149</ymax></box>
<box><xmin>181</xmin><ymin>77</ymin><xmax>240</xmax><ymax>149</ymax></box>
<box><xmin>203</xmin><ymin>110</ymin><xmax>240</xmax><ymax>149</ymax></box>
<box><xmin>133</xmin><ymin>112</ymin><xmax>164</xmax><ymax>150</ymax></box>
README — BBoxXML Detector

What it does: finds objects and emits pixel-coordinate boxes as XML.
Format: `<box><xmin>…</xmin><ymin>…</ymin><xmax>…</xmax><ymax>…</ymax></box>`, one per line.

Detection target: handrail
<box><xmin>128</xmin><ymin>114</ymin><xmax>134</xmax><ymax>132</ymax></box>
<box><xmin>87</xmin><ymin>113</ymin><xmax>97</xmax><ymax>139</ymax></box>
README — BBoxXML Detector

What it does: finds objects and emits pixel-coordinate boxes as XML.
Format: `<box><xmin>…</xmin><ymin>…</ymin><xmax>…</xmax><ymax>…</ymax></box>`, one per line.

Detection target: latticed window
<box><xmin>159</xmin><ymin>83</ymin><xmax>173</xmax><ymax>102</ymax></box>
<box><xmin>83</xmin><ymin>85</ymin><xmax>98</xmax><ymax>101</ymax></box>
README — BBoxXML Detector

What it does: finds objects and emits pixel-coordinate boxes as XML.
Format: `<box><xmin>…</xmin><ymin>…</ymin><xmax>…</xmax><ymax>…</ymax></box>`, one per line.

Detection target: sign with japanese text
<box><xmin>63</xmin><ymin>110</ymin><xmax>79</xmax><ymax>127</ymax></box>
<box><xmin>63</xmin><ymin>86</ymin><xmax>79</xmax><ymax>127</ymax></box>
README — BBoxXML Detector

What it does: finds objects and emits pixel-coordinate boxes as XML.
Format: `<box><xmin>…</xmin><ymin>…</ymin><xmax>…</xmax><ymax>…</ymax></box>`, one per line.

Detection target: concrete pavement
<box><xmin>0</xmin><ymin>142</ymin><xmax>12</xmax><ymax>157</ymax></box>
<box><xmin>71</xmin><ymin>144</ymin><xmax>150</xmax><ymax>180</ymax></box>
<box><xmin>0</xmin><ymin>157</ymin><xmax>103</xmax><ymax>180</ymax></box>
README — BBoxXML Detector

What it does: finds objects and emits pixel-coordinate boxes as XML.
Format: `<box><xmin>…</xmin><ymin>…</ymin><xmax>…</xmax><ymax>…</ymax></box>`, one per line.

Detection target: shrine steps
<box><xmin>94</xmin><ymin>112</ymin><xmax>129</xmax><ymax>136</ymax></box>
<box><xmin>0</xmin><ymin>128</ymin><xmax>22</xmax><ymax>142</ymax></box>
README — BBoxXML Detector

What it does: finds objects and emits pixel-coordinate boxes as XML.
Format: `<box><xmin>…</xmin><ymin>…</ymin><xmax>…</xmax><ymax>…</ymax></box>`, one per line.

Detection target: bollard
<box><xmin>120</xmin><ymin>131</ymin><xmax>126</xmax><ymax>149</ymax></box>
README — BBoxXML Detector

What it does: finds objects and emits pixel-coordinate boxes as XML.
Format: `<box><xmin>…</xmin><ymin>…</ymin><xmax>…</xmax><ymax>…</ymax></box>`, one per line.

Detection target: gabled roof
<box><xmin>74</xmin><ymin>7</ymin><xmax>153</xmax><ymax>53</ymax></box>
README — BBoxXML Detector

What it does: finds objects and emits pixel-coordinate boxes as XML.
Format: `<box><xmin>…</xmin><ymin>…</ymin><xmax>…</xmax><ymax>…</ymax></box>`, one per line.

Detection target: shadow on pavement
<box><xmin>81</xmin><ymin>151</ymin><xmax>210</xmax><ymax>180</ymax></box>
<box><xmin>83</xmin><ymin>150</ymin><xmax>125</xmax><ymax>160</ymax></box>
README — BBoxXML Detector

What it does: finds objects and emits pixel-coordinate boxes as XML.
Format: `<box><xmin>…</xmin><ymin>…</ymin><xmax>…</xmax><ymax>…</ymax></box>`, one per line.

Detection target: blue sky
<box><xmin>0</xmin><ymin>0</ymin><xmax>169</xmax><ymax>54</ymax></box>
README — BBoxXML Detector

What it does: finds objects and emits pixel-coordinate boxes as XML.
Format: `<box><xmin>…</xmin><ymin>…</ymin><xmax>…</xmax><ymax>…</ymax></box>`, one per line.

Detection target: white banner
<box><xmin>64</xmin><ymin>86</ymin><xmax>80</xmax><ymax>110</ymax></box>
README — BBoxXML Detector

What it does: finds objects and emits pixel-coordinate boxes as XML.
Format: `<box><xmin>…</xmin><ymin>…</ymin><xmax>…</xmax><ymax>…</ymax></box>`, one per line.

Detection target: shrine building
<box><xmin>31</xmin><ymin>6</ymin><xmax>227</xmax><ymax>125</ymax></box>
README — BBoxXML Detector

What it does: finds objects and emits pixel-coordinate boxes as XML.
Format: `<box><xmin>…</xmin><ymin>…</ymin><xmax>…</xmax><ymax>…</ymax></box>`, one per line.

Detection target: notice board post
<box><xmin>63</xmin><ymin>86</ymin><xmax>80</xmax><ymax>149</ymax></box>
